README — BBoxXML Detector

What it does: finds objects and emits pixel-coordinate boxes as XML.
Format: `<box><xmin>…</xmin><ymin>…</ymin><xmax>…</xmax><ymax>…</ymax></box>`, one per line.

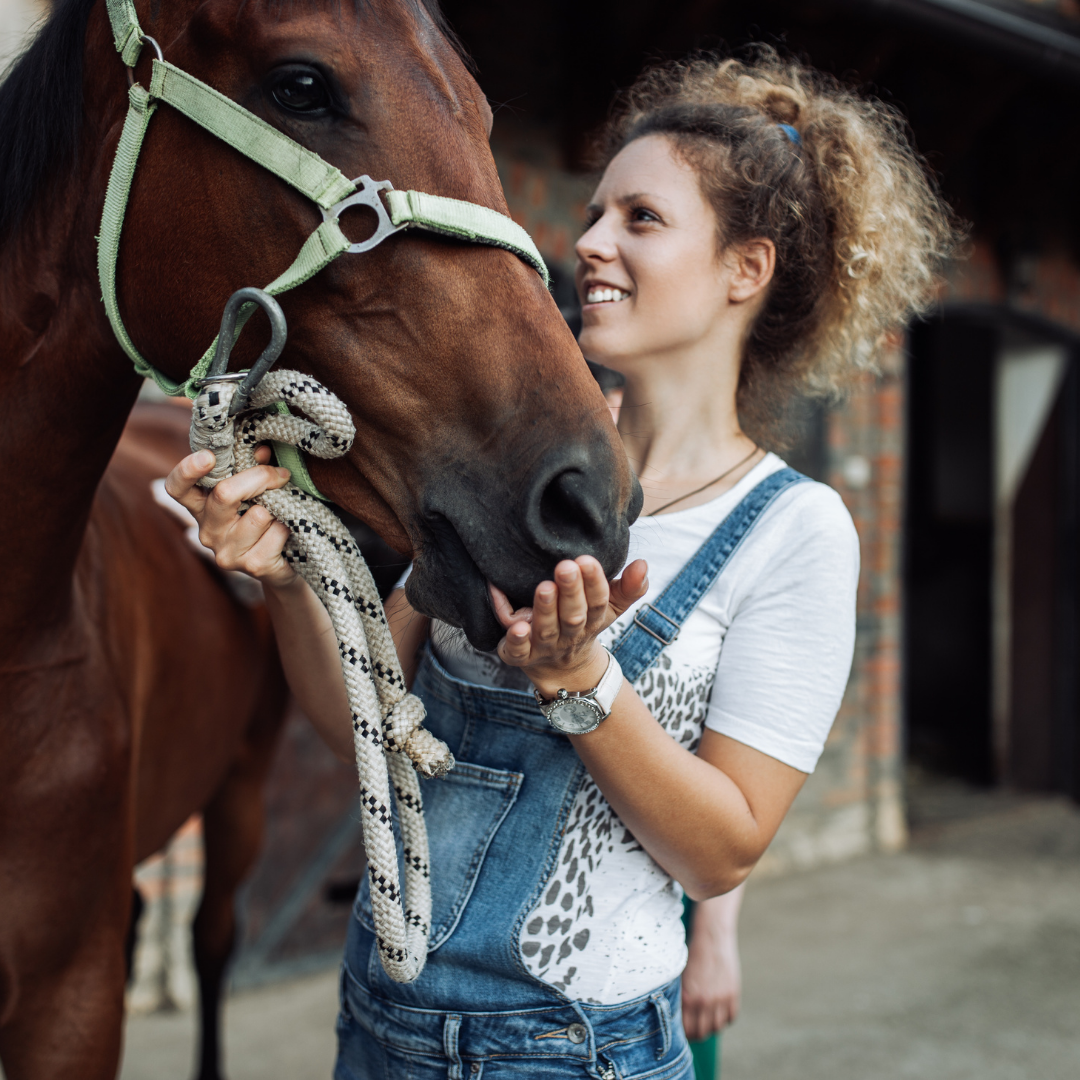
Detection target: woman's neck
<box><xmin>614</xmin><ymin>347</ymin><xmax>760</xmax><ymax>515</ymax></box>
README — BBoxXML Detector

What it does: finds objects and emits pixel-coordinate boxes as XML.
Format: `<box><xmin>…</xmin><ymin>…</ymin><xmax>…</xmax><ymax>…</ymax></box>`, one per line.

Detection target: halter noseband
<box><xmin>99</xmin><ymin>0</ymin><xmax>549</xmax><ymax>495</ymax></box>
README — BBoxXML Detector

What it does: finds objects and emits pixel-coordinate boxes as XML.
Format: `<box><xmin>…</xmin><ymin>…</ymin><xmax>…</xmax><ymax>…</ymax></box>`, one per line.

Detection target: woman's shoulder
<box><xmin>734</xmin><ymin>467</ymin><xmax>860</xmax><ymax>586</ymax></box>
<box><xmin>769</xmin><ymin>469</ymin><xmax>857</xmax><ymax>540</ymax></box>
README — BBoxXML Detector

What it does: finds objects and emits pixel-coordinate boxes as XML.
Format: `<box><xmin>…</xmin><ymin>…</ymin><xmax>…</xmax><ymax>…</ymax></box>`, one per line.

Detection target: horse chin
<box><xmin>404</xmin><ymin>528</ymin><xmax>505</xmax><ymax>652</ymax></box>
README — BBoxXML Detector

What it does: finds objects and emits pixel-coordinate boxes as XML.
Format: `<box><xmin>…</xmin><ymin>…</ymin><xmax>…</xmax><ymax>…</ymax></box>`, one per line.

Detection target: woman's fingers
<box><xmin>682</xmin><ymin>1000</ymin><xmax>706</xmax><ymax>1041</ymax></box>
<box><xmin>239</xmin><ymin>520</ymin><xmax>293</xmax><ymax>580</ymax></box>
<box><xmin>554</xmin><ymin>561</ymin><xmax>588</xmax><ymax>633</ymax></box>
<box><xmin>221</xmin><ymin>503</ymin><xmax>278</xmax><ymax>563</ymax></box>
<box><xmin>202</xmin><ymin>464</ymin><xmax>291</xmax><ymax>529</ymax></box>
<box><xmin>576</xmin><ymin>556</ymin><xmax>610</xmax><ymax>625</ymax></box>
<box><xmin>531</xmin><ymin>580</ymin><xmax>560</xmax><ymax>643</ymax></box>
<box><xmin>608</xmin><ymin>559</ymin><xmax>649</xmax><ymax>616</ymax></box>
<box><xmin>497</xmin><ymin>619</ymin><xmax>533</xmax><ymax>666</ymax></box>
<box><xmin>489</xmin><ymin>582</ymin><xmax>532</xmax><ymax>629</ymax></box>
<box><xmin>164</xmin><ymin>450</ymin><xmax>216</xmax><ymax>515</ymax></box>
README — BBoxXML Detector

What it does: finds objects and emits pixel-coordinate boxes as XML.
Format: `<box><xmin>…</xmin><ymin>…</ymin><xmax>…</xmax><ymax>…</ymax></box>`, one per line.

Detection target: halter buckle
<box><xmin>322</xmin><ymin>176</ymin><xmax>406</xmax><ymax>255</ymax></box>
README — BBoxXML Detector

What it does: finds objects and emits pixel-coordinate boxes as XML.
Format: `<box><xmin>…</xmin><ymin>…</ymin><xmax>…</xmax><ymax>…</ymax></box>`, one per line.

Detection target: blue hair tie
<box><xmin>777</xmin><ymin>123</ymin><xmax>802</xmax><ymax>146</ymax></box>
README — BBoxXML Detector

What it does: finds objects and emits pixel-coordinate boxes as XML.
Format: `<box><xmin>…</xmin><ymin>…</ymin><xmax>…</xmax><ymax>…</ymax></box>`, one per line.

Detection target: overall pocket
<box><xmin>355</xmin><ymin>760</ymin><xmax>523</xmax><ymax>950</ymax></box>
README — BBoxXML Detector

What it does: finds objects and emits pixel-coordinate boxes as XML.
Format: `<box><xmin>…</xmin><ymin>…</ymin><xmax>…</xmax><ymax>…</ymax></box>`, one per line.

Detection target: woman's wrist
<box><xmin>528</xmin><ymin>643</ymin><xmax>610</xmax><ymax>699</ymax></box>
<box><xmin>262</xmin><ymin>571</ymin><xmax>309</xmax><ymax>605</ymax></box>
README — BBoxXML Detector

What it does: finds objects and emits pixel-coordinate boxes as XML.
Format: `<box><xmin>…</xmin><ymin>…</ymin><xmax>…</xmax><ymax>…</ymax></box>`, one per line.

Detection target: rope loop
<box><xmin>190</xmin><ymin>368</ymin><xmax>454</xmax><ymax>983</ymax></box>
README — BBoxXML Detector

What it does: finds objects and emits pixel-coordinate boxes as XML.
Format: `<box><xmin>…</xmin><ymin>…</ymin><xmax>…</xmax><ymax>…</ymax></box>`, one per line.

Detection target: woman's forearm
<box><xmin>692</xmin><ymin>882</ymin><xmax>744</xmax><ymax>937</ymax></box>
<box><xmin>569</xmin><ymin>686</ymin><xmax>804</xmax><ymax>899</ymax></box>
<box><xmin>384</xmin><ymin>588</ymin><xmax>430</xmax><ymax>689</ymax></box>
<box><xmin>263</xmin><ymin>577</ymin><xmax>354</xmax><ymax>761</ymax></box>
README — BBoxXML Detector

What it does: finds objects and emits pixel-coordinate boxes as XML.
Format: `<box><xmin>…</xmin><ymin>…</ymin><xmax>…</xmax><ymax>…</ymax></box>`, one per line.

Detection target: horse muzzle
<box><xmin>407</xmin><ymin>440</ymin><xmax>643</xmax><ymax>650</ymax></box>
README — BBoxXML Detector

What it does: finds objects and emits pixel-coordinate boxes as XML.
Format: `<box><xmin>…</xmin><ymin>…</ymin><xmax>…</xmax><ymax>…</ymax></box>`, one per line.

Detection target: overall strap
<box><xmin>611</xmin><ymin>467</ymin><xmax>809</xmax><ymax>685</ymax></box>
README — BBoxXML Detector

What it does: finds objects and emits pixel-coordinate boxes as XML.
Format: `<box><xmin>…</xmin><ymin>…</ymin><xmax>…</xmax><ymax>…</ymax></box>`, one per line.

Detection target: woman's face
<box><xmin>575</xmin><ymin>134</ymin><xmax>733</xmax><ymax>370</ymax></box>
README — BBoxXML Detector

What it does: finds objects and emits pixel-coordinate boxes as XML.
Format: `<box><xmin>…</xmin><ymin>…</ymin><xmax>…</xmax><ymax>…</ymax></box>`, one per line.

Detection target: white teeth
<box><xmin>586</xmin><ymin>287</ymin><xmax>629</xmax><ymax>304</ymax></box>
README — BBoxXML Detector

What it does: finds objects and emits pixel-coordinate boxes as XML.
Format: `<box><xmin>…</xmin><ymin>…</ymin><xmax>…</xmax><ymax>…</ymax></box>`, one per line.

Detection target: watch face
<box><xmin>547</xmin><ymin>697</ymin><xmax>604</xmax><ymax>735</ymax></box>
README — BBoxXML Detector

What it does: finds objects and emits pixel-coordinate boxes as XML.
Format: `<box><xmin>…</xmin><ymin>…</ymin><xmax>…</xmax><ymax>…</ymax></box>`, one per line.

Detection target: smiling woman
<box><xmin>169</xmin><ymin>44</ymin><xmax>959</xmax><ymax>1080</ymax></box>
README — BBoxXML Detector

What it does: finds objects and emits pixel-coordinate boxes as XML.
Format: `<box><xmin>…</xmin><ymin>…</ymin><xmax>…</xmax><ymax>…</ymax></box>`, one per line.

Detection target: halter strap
<box><xmin>98</xmin><ymin>4</ymin><xmax>549</xmax><ymax>495</ymax></box>
<box><xmin>106</xmin><ymin>0</ymin><xmax>143</xmax><ymax>66</ymax></box>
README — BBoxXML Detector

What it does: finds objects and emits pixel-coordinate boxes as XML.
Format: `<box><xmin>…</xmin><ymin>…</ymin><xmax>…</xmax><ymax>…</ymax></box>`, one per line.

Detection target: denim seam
<box><xmin>428</xmin><ymin>771</ymin><xmax>522</xmax><ymax>950</ymax></box>
<box><xmin>594</xmin><ymin>1023</ymin><xmax>661</xmax><ymax>1051</ymax></box>
<box><xmin>345</xmin><ymin>959</ymin><xmax>676</xmax><ymax>1021</ymax></box>
<box><xmin>506</xmin><ymin>762</ymin><xmax>589</xmax><ymax>997</ymax></box>
<box><xmin>650</xmin><ymin>992</ymin><xmax>672</xmax><ymax>1059</ymax></box>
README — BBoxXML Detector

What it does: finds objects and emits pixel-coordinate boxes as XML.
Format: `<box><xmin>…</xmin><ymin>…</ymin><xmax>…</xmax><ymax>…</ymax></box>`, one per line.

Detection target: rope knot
<box><xmin>382</xmin><ymin>695</ymin><xmax>455</xmax><ymax>779</ymax></box>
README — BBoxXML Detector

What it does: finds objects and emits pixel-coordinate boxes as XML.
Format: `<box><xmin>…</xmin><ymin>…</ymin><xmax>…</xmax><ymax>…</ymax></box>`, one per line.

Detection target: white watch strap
<box><xmin>593</xmin><ymin>647</ymin><xmax>624</xmax><ymax>715</ymax></box>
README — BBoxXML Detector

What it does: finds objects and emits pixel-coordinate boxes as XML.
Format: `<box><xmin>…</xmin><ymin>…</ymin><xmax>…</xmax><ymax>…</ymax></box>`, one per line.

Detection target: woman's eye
<box><xmin>630</xmin><ymin>207</ymin><xmax>660</xmax><ymax>223</ymax></box>
<box><xmin>270</xmin><ymin>68</ymin><xmax>331</xmax><ymax>115</ymax></box>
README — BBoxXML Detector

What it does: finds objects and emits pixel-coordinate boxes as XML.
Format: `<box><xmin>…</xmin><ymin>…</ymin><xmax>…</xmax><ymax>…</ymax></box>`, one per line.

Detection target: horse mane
<box><xmin>0</xmin><ymin>0</ymin><xmax>95</xmax><ymax>242</ymax></box>
<box><xmin>0</xmin><ymin>0</ymin><xmax>472</xmax><ymax>243</ymax></box>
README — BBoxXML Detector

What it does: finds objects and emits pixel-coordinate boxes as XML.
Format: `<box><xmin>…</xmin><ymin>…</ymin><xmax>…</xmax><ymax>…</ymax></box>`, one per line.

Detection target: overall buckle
<box><xmin>632</xmin><ymin>604</ymin><xmax>681</xmax><ymax>645</ymax></box>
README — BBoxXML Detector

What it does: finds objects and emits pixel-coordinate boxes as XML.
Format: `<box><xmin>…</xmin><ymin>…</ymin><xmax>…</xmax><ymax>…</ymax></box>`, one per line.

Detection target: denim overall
<box><xmin>336</xmin><ymin>468</ymin><xmax>806</xmax><ymax>1080</ymax></box>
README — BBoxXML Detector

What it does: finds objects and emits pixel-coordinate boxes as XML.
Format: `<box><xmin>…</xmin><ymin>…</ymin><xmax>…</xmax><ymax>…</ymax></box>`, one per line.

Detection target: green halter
<box><xmin>99</xmin><ymin>0</ymin><xmax>549</xmax><ymax>496</ymax></box>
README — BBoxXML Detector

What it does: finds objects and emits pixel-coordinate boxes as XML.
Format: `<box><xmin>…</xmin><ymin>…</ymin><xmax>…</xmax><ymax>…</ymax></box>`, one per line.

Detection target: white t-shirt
<box><xmin>414</xmin><ymin>453</ymin><xmax>859</xmax><ymax>1003</ymax></box>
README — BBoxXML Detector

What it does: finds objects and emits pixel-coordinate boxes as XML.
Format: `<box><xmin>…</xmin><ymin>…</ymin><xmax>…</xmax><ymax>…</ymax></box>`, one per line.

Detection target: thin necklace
<box><xmin>646</xmin><ymin>446</ymin><xmax>761</xmax><ymax>516</ymax></box>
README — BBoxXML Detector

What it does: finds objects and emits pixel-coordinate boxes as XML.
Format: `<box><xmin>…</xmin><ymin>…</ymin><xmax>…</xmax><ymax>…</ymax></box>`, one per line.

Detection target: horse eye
<box><xmin>269</xmin><ymin>67</ymin><xmax>331</xmax><ymax>116</ymax></box>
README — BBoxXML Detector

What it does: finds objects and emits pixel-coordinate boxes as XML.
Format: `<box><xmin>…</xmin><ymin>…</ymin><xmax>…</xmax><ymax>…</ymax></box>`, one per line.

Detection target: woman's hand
<box><xmin>681</xmin><ymin>887</ymin><xmax>744</xmax><ymax>1039</ymax></box>
<box><xmin>164</xmin><ymin>446</ymin><xmax>296</xmax><ymax>589</ymax></box>
<box><xmin>490</xmin><ymin>556</ymin><xmax>648</xmax><ymax>694</ymax></box>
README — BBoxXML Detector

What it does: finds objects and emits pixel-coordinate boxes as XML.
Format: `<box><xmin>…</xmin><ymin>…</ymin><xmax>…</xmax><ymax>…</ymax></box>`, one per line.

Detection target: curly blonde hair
<box><xmin>596</xmin><ymin>47</ymin><xmax>962</xmax><ymax>442</ymax></box>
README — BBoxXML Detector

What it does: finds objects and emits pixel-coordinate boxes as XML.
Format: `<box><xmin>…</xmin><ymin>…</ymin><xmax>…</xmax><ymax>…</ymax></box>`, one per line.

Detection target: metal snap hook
<box><xmin>200</xmin><ymin>287</ymin><xmax>288</xmax><ymax>416</ymax></box>
<box><xmin>322</xmin><ymin>175</ymin><xmax>406</xmax><ymax>254</ymax></box>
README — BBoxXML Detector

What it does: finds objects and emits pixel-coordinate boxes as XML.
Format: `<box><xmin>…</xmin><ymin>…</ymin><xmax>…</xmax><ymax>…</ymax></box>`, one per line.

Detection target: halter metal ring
<box><xmin>125</xmin><ymin>34</ymin><xmax>164</xmax><ymax>88</ymax></box>
<box><xmin>322</xmin><ymin>176</ymin><xmax>406</xmax><ymax>255</ymax></box>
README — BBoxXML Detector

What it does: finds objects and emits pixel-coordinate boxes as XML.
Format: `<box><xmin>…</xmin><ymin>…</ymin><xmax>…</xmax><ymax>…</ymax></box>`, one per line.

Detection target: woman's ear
<box><xmin>728</xmin><ymin>240</ymin><xmax>776</xmax><ymax>304</ymax></box>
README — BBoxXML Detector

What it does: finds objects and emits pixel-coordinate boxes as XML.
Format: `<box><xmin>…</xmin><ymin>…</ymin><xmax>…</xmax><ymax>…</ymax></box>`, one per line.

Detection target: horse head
<box><xmin>93</xmin><ymin>0</ymin><xmax>641</xmax><ymax>649</ymax></box>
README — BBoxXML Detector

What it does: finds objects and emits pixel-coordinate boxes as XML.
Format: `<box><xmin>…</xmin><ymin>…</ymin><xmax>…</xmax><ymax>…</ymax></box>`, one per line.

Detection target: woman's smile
<box><xmin>583</xmin><ymin>285</ymin><xmax>630</xmax><ymax>306</ymax></box>
<box><xmin>583</xmin><ymin>282</ymin><xmax>632</xmax><ymax>306</ymax></box>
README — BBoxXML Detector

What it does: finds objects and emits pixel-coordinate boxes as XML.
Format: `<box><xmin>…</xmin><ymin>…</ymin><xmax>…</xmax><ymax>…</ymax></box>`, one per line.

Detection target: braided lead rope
<box><xmin>190</xmin><ymin>370</ymin><xmax>454</xmax><ymax>983</ymax></box>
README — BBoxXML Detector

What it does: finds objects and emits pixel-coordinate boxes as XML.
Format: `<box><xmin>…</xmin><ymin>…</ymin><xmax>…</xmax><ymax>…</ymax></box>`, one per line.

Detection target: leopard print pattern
<box><xmin>519</xmin><ymin>651</ymin><xmax>716</xmax><ymax>999</ymax></box>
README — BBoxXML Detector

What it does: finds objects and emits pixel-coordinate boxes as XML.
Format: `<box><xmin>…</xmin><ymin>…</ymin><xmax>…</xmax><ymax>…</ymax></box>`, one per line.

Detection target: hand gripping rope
<box><xmin>190</xmin><ymin>289</ymin><xmax>453</xmax><ymax>983</ymax></box>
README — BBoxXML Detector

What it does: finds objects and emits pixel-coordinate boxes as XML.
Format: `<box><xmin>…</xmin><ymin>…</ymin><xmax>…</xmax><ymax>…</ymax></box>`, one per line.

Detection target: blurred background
<box><xmin>3</xmin><ymin>0</ymin><xmax>1079</xmax><ymax>1077</ymax></box>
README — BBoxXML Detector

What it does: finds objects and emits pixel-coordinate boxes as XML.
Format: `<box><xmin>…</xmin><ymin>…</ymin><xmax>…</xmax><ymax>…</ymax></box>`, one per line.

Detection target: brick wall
<box><xmin>759</xmin><ymin>351</ymin><xmax>908</xmax><ymax>875</ymax></box>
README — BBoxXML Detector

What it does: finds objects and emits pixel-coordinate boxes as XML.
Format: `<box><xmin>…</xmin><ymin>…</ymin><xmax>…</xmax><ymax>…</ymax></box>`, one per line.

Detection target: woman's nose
<box><xmin>575</xmin><ymin>216</ymin><xmax>617</xmax><ymax>264</ymax></box>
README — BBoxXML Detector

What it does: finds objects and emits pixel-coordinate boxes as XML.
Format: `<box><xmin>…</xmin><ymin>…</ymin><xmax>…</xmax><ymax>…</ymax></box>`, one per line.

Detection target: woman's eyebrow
<box><xmin>585</xmin><ymin>193</ymin><xmax>663</xmax><ymax>216</ymax></box>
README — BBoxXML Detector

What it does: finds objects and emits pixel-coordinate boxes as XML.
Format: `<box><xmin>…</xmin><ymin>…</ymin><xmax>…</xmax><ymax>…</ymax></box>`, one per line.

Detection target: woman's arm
<box><xmin>492</xmin><ymin>556</ymin><xmax>806</xmax><ymax>899</ymax></box>
<box><xmin>570</xmin><ymin>688</ymin><xmax>804</xmax><ymax>898</ymax></box>
<box><xmin>682</xmin><ymin>886</ymin><xmax>744</xmax><ymax>1039</ymax></box>
<box><xmin>384</xmin><ymin>587</ymin><xmax>430</xmax><ymax>689</ymax></box>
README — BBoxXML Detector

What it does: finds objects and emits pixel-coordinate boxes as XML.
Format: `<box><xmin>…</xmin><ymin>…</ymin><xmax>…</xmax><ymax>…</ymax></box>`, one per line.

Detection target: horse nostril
<box><xmin>534</xmin><ymin>468</ymin><xmax>605</xmax><ymax>551</ymax></box>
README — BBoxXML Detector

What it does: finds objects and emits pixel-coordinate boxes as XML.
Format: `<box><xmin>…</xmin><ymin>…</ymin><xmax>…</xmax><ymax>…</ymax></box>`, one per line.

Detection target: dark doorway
<box><xmin>905</xmin><ymin>305</ymin><xmax>1080</xmax><ymax>799</ymax></box>
<box><xmin>1008</xmin><ymin>355</ymin><xmax>1080</xmax><ymax>798</ymax></box>
<box><xmin>905</xmin><ymin>314</ymin><xmax>996</xmax><ymax>784</ymax></box>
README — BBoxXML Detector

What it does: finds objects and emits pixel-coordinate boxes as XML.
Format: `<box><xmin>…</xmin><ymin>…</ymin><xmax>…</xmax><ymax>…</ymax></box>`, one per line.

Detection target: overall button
<box><xmin>567</xmin><ymin>1022</ymin><xmax>588</xmax><ymax>1044</ymax></box>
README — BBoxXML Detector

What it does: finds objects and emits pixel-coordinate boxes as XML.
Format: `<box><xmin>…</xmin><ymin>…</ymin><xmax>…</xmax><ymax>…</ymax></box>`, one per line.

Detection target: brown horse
<box><xmin>0</xmin><ymin>0</ymin><xmax>640</xmax><ymax>1077</ymax></box>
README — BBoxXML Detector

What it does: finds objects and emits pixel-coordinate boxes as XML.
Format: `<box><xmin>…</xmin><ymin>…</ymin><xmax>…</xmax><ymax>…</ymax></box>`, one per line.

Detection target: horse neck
<box><xmin>0</xmin><ymin>155</ymin><xmax>143</xmax><ymax>640</ymax></box>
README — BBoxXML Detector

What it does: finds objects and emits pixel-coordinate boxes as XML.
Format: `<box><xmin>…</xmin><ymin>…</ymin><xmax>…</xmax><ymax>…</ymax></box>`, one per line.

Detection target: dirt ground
<box><xmin>119</xmin><ymin>781</ymin><xmax>1080</xmax><ymax>1080</ymax></box>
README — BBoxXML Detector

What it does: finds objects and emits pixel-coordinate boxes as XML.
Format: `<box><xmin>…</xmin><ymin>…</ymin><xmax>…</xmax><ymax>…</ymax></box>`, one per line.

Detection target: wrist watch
<box><xmin>533</xmin><ymin>649</ymin><xmax>624</xmax><ymax>735</ymax></box>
